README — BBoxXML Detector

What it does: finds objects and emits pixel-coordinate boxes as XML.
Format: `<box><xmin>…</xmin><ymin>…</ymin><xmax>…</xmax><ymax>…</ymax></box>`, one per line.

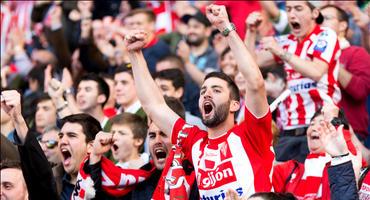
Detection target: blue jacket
<box><xmin>327</xmin><ymin>161</ymin><xmax>359</xmax><ymax>200</ymax></box>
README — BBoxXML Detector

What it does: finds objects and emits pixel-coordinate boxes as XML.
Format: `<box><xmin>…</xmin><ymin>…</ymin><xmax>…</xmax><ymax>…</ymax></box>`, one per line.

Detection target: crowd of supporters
<box><xmin>1</xmin><ymin>1</ymin><xmax>370</xmax><ymax>200</ymax></box>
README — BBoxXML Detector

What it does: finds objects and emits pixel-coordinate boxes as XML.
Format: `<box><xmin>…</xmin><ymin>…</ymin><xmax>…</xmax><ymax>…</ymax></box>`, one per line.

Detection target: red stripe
<box><xmin>284</xmin><ymin>96</ymin><xmax>293</xmax><ymax>126</ymax></box>
<box><xmin>79</xmin><ymin>189</ymin><xmax>85</xmax><ymax>198</ymax></box>
<box><xmin>152</xmin><ymin>2</ymin><xmax>165</xmax><ymax>14</ymax></box>
<box><xmin>327</xmin><ymin>41</ymin><xmax>340</xmax><ymax>98</ymax></box>
<box><xmin>308</xmin><ymin>89</ymin><xmax>323</xmax><ymax>111</ymax></box>
<box><xmin>296</xmin><ymin>93</ymin><xmax>306</xmax><ymax>125</ymax></box>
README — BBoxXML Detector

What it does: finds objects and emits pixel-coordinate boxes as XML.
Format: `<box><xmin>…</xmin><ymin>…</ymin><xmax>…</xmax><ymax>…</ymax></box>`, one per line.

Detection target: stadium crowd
<box><xmin>1</xmin><ymin>1</ymin><xmax>370</xmax><ymax>200</ymax></box>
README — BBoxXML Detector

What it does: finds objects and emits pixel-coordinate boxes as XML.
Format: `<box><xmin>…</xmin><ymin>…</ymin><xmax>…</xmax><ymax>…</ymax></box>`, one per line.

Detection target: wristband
<box><xmin>331</xmin><ymin>153</ymin><xmax>350</xmax><ymax>166</ymax></box>
<box><xmin>332</xmin><ymin>153</ymin><xmax>349</xmax><ymax>158</ymax></box>
<box><xmin>221</xmin><ymin>23</ymin><xmax>236</xmax><ymax>37</ymax></box>
<box><xmin>64</xmin><ymin>88</ymin><xmax>74</xmax><ymax>96</ymax></box>
<box><xmin>56</xmin><ymin>101</ymin><xmax>68</xmax><ymax>112</ymax></box>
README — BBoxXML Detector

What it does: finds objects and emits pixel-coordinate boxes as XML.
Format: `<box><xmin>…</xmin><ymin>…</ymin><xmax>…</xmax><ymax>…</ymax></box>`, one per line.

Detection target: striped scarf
<box><xmin>71</xmin><ymin>156</ymin><xmax>155</xmax><ymax>200</ymax></box>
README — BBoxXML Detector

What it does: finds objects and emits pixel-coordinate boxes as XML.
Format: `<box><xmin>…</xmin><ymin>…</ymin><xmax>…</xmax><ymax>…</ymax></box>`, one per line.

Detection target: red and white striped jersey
<box><xmin>276</xmin><ymin>25</ymin><xmax>341</xmax><ymax>130</ymax></box>
<box><xmin>145</xmin><ymin>1</ymin><xmax>177</xmax><ymax>35</ymax></box>
<box><xmin>1</xmin><ymin>1</ymin><xmax>34</xmax><ymax>56</ymax></box>
<box><xmin>171</xmin><ymin>106</ymin><xmax>274</xmax><ymax>199</ymax></box>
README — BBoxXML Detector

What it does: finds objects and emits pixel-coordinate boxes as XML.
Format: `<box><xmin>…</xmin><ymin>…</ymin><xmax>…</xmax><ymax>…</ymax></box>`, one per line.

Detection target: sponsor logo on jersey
<box><xmin>289</xmin><ymin>81</ymin><xmax>317</xmax><ymax>93</ymax></box>
<box><xmin>200</xmin><ymin>187</ymin><xmax>243</xmax><ymax>200</ymax></box>
<box><xmin>197</xmin><ymin>161</ymin><xmax>237</xmax><ymax>189</ymax></box>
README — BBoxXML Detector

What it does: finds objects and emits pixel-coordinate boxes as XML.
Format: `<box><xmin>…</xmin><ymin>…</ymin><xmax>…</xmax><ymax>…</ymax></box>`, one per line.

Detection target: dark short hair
<box><xmin>220</xmin><ymin>47</ymin><xmax>231</xmax><ymax>60</ymax></box>
<box><xmin>157</xmin><ymin>54</ymin><xmax>185</xmax><ymax>70</ymax></box>
<box><xmin>261</xmin><ymin>65</ymin><xmax>287</xmax><ymax>81</ymax></box>
<box><xmin>250</xmin><ymin>192</ymin><xmax>297</xmax><ymax>200</ymax></box>
<box><xmin>305</xmin><ymin>1</ymin><xmax>324</xmax><ymax>24</ymax></box>
<box><xmin>204</xmin><ymin>72</ymin><xmax>240</xmax><ymax>102</ymax></box>
<box><xmin>100</xmin><ymin>73</ymin><xmax>114</xmax><ymax>81</ymax></box>
<box><xmin>27</xmin><ymin>65</ymin><xmax>46</xmax><ymax>91</ymax></box>
<box><xmin>115</xmin><ymin>63</ymin><xmax>133</xmax><ymax>77</ymax></box>
<box><xmin>110</xmin><ymin>113</ymin><xmax>148</xmax><ymax>153</ymax></box>
<box><xmin>311</xmin><ymin>106</ymin><xmax>349</xmax><ymax>129</ymax></box>
<box><xmin>35</xmin><ymin>93</ymin><xmax>52</xmax><ymax>106</ymax></box>
<box><xmin>61</xmin><ymin>114</ymin><xmax>101</xmax><ymax>143</ymax></box>
<box><xmin>127</xmin><ymin>8</ymin><xmax>156</xmax><ymax>22</ymax></box>
<box><xmin>0</xmin><ymin>159</ymin><xmax>22</xmax><ymax>170</ymax></box>
<box><xmin>164</xmin><ymin>96</ymin><xmax>185</xmax><ymax>119</ymax></box>
<box><xmin>154</xmin><ymin>69</ymin><xmax>185</xmax><ymax>90</ymax></box>
<box><xmin>77</xmin><ymin>73</ymin><xmax>110</xmax><ymax>107</ymax></box>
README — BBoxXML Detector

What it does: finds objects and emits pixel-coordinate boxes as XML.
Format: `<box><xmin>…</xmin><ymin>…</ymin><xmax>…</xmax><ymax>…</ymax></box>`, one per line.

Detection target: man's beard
<box><xmin>185</xmin><ymin>35</ymin><xmax>205</xmax><ymax>47</ymax></box>
<box><xmin>202</xmin><ymin>101</ymin><xmax>230</xmax><ymax>128</ymax></box>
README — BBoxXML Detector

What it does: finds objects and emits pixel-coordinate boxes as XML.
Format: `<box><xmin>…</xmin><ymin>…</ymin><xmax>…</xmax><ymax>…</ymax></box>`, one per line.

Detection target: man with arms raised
<box><xmin>125</xmin><ymin>4</ymin><xmax>273</xmax><ymax>198</ymax></box>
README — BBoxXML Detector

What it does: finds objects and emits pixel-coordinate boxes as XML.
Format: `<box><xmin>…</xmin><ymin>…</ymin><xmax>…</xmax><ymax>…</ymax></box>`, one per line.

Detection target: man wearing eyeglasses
<box><xmin>38</xmin><ymin>125</ymin><xmax>63</xmax><ymax>194</ymax></box>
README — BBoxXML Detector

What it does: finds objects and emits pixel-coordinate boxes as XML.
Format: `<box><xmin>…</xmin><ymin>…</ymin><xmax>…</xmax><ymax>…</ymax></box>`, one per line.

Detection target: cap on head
<box><xmin>181</xmin><ymin>11</ymin><xmax>211</xmax><ymax>27</ymax></box>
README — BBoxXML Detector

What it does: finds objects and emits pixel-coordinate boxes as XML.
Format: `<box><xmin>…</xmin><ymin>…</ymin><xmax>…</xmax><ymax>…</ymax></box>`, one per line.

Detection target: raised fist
<box><xmin>1</xmin><ymin>90</ymin><xmax>22</xmax><ymax>119</ymax></box>
<box><xmin>246</xmin><ymin>11</ymin><xmax>262</xmax><ymax>33</ymax></box>
<box><xmin>92</xmin><ymin>131</ymin><xmax>113</xmax><ymax>156</ymax></box>
<box><xmin>260</xmin><ymin>36</ymin><xmax>283</xmax><ymax>56</ymax></box>
<box><xmin>205</xmin><ymin>4</ymin><xmax>230</xmax><ymax>32</ymax></box>
<box><xmin>124</xmin><ymin>30</ymin><xmax>148</xmax><ymax>52</ymax></box>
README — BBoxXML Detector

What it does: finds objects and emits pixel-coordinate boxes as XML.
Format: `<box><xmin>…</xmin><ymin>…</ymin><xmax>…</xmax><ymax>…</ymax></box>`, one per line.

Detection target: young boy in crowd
<box><xmin>109</xmin><ymin>113</ymin><xmax>149</xmax><ymax>169</ymax></box>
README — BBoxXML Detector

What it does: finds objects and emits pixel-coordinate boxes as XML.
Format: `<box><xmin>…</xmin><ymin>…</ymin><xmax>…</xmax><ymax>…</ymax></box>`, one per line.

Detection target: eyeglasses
<box><xmin>37</xmin><ymin>136</ymin><xmax>59</xmax><ymax>149</ymax></box>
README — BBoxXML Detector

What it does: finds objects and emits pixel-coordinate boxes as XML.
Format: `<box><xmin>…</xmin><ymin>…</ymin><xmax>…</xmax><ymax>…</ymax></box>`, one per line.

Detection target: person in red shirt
<box><xmin>124</xmin><ymin>4</ymin><xmax>273</xmax><ymax>199</ymax></box>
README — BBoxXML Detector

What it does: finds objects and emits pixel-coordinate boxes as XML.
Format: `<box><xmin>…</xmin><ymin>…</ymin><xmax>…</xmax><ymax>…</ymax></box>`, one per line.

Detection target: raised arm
<box><xmin>1</xmin><ymin>90</ymin><xmax>28</xmax><ymax>144</ymax></box>
<box><xmin>1</xmin><ymin>90</ymin><xmax>59</xmax><ymax>199</ymax></box>
<box><xmin>206</xmin><ymin>5</ymin><xmax>269</xmax><ymax>117</ymax></box>
<box><xmin>319</xmin><ymin>104</ymin><xmax>359</xmax><ymax>200</ymax></box>
<box><xmin>260</xmin><ymin>36</ymin><xmax>330</xmax><ymax>82</ymax></box>
<box><xmin>244</xmin><ymin>11</ymin><xmax>277</xmax><ymax>68</ymax></box>
<box><xmin>124</xmin><ymin>30</ymin><xmax>179</xmax><ymax>135</ymax></box>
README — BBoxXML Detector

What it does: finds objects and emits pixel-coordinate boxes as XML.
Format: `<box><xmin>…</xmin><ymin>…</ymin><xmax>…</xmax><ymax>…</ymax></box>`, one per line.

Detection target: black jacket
<box><xmin>15</xmin><ymin>131</ymin><xmax>60</xmax><ymax>200</ymax></box>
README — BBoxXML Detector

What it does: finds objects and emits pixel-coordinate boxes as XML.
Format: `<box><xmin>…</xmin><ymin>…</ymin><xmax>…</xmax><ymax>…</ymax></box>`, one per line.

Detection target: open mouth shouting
<box><xmin>290</xmin><ymin>21</ymin><xmax>302</xmax><ymax>34</ymax></box>
<box><xmin>153</xmin><ymin>145</ymin><xmax>168</xmax><ymax>164</ymax></box>
<box><xmin>309</xmin><ymin>132</ymin><xmax>320</xmax><ymax>141</ymax></box>
<box><xmin>203</xmin><ymin>100</ymin><xmax>215</xmax><ymax>118</ymax></box>
<box><xmin>111</xmin><ymin>143</ymin><xmax>120</xmax><ymax>155</ymax></box>
<box><xmin>60</xmin><ymin>147</ymin><xmax>72</xmax><ymax>167</ymax></box>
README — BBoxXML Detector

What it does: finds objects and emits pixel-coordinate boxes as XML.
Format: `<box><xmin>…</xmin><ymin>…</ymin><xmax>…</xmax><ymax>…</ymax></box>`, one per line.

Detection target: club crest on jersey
<box><xmin>314</xmin><ymin>39</ymin><xmax>327</xmax><ymax>52</ymax></box>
